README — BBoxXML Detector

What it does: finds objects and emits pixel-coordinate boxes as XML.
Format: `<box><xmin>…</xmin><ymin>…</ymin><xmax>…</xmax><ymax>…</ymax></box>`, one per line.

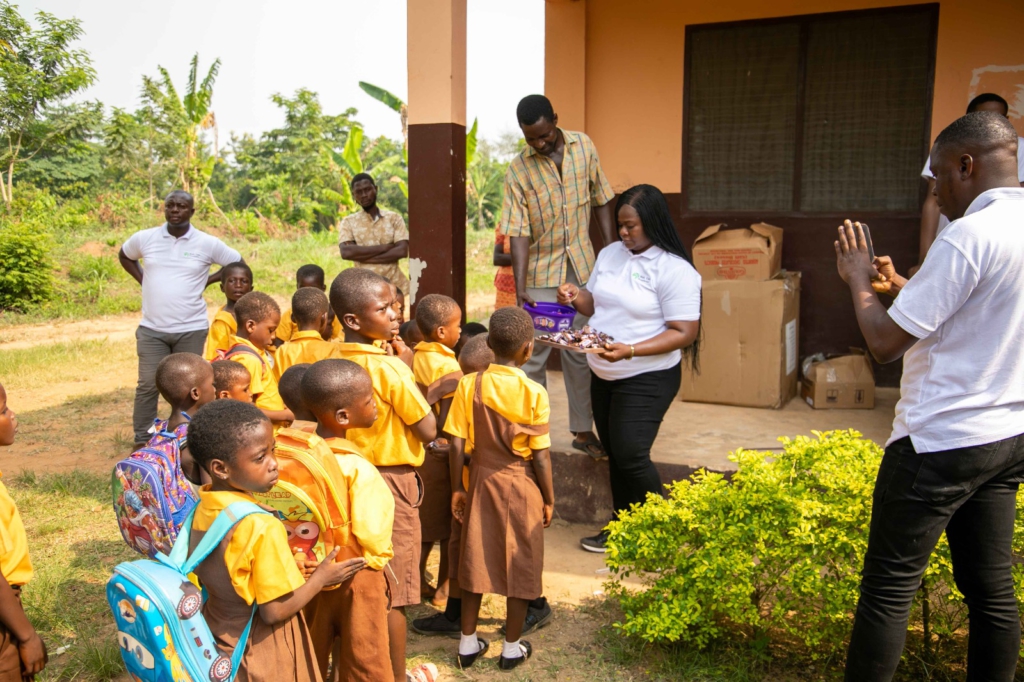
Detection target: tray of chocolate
<box><xmin>536</xmin><ymin>326</ymin><xmax>614</xmax><ymax>354</ymax></box>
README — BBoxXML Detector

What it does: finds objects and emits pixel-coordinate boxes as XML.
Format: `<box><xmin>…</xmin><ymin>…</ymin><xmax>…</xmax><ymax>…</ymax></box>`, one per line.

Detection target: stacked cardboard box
<box><xmin>680</xmin><ymin>224</ymin><xmax>800</xmax><ymax>409</ymax></box>
<box><xmin>801</xmin><ymin>350</ymin><xmax>876</xmax><ymax>409</ymax></box>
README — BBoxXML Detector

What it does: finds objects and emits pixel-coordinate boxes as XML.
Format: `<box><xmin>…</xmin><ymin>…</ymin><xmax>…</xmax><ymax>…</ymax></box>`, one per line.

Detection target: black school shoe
<box><xmin>457</xmin><ymin>637</ymin><xmax>489</xmax><ymax>669</ymax></box>
<box><xmin>499</xmin><ymin>598</ymin><xmax>552</xmax><ymax>636</ymax></box>
<box><xmin>411</xmin><ymin>611</ymin><xmax>462</xmax><ymax>638</ymax></box>
<box><xmin>580</xmin><ymin>529</ymin><xmax>610</xmax><ymax>553</ymax></box>
<box><xmin>498</xmin><ymin>640</ymin><xmax>532</xmax><ymax>671</ymax></box>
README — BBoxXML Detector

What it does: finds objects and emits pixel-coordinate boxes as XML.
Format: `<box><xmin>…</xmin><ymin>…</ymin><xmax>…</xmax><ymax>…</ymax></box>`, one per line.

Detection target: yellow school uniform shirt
<box><xmin>334</xmin><ymin>342</ymin><xmax>431</xmax><ymax>467</ymax></box>
<box><xmin>276</xmin><ymin>308</ymin><xmax>342</xmax><ymax>343</ymax></box>
<box><xmin>193</xmin><ymin>487</ymin><xmax>305</xmax><ymax>605</ymax></box>
<box><xmin>203</xmin><ymin>306</ymin><xmax>237</xmax><ymax>361</ymax></box>
<box><xmin>412</xmin><ymin>342</ymin><xmax>463</xmax><ymax>412</ymax></box>
<box><xmin>271</xmin><ymin>330</ymin><xmax>340</xmax><ymax>382</ymax></box>
<box><xmin>227</xmin><ymin>336</ymin><xmax>287</xmax><ymax>412</ymax></box>
<box><xmin>324</xmin><ymin>438</ymin><xmax>395</xmax><ymax>571</ymax></box>
<box><xmin>0</xmin><ymin>474</ymin><xmax>32</xmax><ymax>586</ymax></box>
<box><xmin>445</xmin><ymin>364</ymin><xmax>551</xmax><ymax>459</ymax></box>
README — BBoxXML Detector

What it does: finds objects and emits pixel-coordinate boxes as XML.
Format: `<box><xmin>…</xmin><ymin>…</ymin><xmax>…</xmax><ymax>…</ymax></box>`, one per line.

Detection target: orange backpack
<box><xmin>252</xmin><ymin>428</ymin><xmax>358</xmax><ymax>577</ymax></box>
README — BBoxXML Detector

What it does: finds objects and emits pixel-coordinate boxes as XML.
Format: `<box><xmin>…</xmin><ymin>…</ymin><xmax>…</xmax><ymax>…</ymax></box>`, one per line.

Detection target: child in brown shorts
<box><xmin>328</xmin><ymin>269</ymin><xmax>437</xmax><ymax>682</ymax></box>
<box><xmin>411</xmin><ymin>294</ymin><xmax>464</xmax><ymax>604</ymax></box>
<box><xmin>446</xmin><ymin>307</ymin><xmax>555</xmax><ymax>671</ymax></box>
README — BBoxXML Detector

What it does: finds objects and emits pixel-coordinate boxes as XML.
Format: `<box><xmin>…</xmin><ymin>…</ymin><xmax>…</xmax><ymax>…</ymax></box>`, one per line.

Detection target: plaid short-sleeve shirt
<box><xmin>500</xmin><ymin>129</ymin><xmax>614</xmax><ymax>288</ymax></box>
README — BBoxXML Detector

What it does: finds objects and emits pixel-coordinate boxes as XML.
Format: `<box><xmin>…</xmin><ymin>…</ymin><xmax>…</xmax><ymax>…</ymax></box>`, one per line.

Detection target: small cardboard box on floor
<box><xmin>801</xmin><ymin>351</ymin><xmax>876</xmax><ymax>409</ymax></box>
<box><xmin>679</xmin><ymin>271</ymin><xmax>800</xmax><ymax>409</ymax></box>
<box><xmin>692</xmin><ymin>223</ymin><xmax>783</xmax><ymax>281</ymax></box>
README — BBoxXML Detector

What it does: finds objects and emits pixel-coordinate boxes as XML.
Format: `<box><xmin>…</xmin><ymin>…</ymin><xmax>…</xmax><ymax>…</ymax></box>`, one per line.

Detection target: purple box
<box><xmin>523</xmin><ymin>302</ymin><xmax>576</xmax><ymax>333</ymax></box>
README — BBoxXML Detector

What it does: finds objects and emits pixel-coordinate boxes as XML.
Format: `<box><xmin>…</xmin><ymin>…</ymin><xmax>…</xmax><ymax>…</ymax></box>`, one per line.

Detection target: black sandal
<box><xmin>457</xmin><ymin>637</ymin><xmax>488</xmax><ymax>669</ymax></box>
<box><xmin>498</xmin><ymin>640</ymin><xmax>532</xmax><ymax>671</ymax></box>
<box><xmin>572</xmin><ymin>437</ymin><xmax>606</xmax><ymax>459</ymax></box>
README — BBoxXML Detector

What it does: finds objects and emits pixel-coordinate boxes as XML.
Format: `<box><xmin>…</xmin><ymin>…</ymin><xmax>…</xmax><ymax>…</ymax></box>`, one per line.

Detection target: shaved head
<box><xmin>329</xmin><ymin>268</ymin><xmax>389</xmax><ymax>318</ymax></box>
<box><xmin>458</xmin><ymin>334</ymin><xmax>495</xmax><ymax>375</ymax></box>
<box><xmin>155</xmin><ymin>353</ymin><xmax>212</xmax><ymax>407</ymax></box>
<box><xmin>301</xmin><ymin>359</ymin><xmax>373</xmax><ymax>415</ymax></box>
<box><xmin>930</xmin><ymin>112</ymin><xmax>1021</xmax><ymax>221</ymax></box>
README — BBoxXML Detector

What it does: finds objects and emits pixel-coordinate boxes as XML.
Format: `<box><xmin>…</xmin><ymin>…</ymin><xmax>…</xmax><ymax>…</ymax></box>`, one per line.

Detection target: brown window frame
<box><xmin>680</xmin><ymin>3</ymin><xmax>940</xmax><ymax>220</ymax></box>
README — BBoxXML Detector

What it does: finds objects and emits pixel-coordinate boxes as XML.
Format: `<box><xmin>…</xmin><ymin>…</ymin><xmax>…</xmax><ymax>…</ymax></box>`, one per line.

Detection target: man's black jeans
<box><xmin>846</xmin><ymin>433</ymin><xmax>1024</xmax><ymax>680</ymax></box>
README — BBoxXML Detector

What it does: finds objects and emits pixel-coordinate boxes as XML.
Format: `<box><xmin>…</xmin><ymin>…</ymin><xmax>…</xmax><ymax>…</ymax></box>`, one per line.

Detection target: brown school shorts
<box><xmin>0</xmin><ymin>587</ymin><xmax>25</xmax><ymax>682</ymax></box>
<box><xmin>378</xmin><ymin>465</ymin><xmax>423</xmax><ymax>608</ymax></box>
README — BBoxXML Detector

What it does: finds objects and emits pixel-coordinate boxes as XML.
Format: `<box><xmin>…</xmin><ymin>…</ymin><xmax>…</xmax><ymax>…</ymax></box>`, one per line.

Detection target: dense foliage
<box><xmin>606</xmin><ymin>430</ymin><xmax>1023</xmax><ymax>662</ymax></box>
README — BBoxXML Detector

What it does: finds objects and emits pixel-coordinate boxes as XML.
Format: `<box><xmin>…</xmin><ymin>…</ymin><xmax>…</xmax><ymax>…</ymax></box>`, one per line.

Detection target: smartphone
<box><xmin>860</xmin><ymin>223</ymin><xmax>876</xmax><ymax>261</ymax></box>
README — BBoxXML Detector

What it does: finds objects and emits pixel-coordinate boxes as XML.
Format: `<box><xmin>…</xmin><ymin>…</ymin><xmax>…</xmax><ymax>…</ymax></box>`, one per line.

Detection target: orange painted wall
<box><xmin>566</xmin><ymin>0</ymin><xmax>1024</xmax><ymax>193</ymax></box>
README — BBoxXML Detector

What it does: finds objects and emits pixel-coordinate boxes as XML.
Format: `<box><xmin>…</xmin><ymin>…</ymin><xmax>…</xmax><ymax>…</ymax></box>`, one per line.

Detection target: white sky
<box><xmin>16</xmin><ymin>0</ymin><xmax>544</xmax><ymax>143</ymax></box>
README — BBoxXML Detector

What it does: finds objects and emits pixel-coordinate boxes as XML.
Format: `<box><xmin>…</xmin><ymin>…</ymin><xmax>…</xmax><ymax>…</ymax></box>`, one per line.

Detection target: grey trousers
<box><xmin>522</xmin><ymin>265</ymin><xmax>593</xmax><ymax>434</ymax></box>
<box><xmin>133</xmin><ymin>325</ymin><xmax>207</xmax><ymax>443</ymax></box>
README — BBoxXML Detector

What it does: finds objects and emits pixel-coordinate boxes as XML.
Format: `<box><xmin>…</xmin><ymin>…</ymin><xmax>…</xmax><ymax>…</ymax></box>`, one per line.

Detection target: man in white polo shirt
<box><xmin>835</xmin><ymin>112</ymin><xmax>1024</xmax><ymax>680</ymax></box>
<box><xmin>118</xmin><ymin>190</ymin><xmax>241</xmax><ymax>446</ymax></box>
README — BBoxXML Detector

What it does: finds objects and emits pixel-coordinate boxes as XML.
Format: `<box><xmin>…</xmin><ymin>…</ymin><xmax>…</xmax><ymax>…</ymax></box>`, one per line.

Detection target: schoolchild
<box><xmin>276</xmin><ymin>265</ymin><xmax>342</xmax><ymax>345</ymax></box>
<box><xmin>277</xmin><ymin>364</ymin><xmax>317</xmax><ymax>432</ymax></box>
<box><xmin>187</xmin><ymin>400</ymin><xmax>365</xmax><ymax>682</ymax></box>
<box><xmin>153</xmin><ymin>352</ymin><xmax>217</xmax><ymax>483</ymax></box>
<box><xmin>328</xmin><ymin>268</ymin><xmax>436</xmax><ymax>682</ymax></box>
<box><xmin>446</xmin><ymin>307</ymin><xmax>555</xmax><ymax>671</ymax></box>
<box><xmin>228</xmin><ymin>292</ymin><xmax>294</xmax><ymax>424</ymax></box>
<box><xmin>212</xmin><ymin>360</ymin><xmax>253</xmax><ymax>403</ymax></box>
<box><xmin>411</xmin><ymin>295</ymin><xmax>464</xmax><ymax>604</ymax></box>
<box><xmin>0</xmin><ymin>382</ymin><xmax>47</xmax><ymax>682</ymax></box>
<box><xmin>273</xmin><ymin>288</ymin><xmax>338</xmax><ymax>382</ymax></box>
<box><xmin>203</xmin><ymin>262</ymin><xmax>253</xmax><ymax>361</ymax></box>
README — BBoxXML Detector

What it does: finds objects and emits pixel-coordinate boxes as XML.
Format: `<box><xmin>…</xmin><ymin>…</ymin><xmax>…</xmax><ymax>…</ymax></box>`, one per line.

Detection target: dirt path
<box><xmin>0</xmin><ymin>312</ymin><xmax>142</xmax><ymax>351</ymax></box>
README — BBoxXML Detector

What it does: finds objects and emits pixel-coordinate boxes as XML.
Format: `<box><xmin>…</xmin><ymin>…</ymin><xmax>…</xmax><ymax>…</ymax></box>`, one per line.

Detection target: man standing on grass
<box><xmin>118</xmin><ymin>190</ymin><xmax>241</xmax><ymax>447</ymax></box>
<box><xmin>503</xmin><ymin>94</ymin><xmax>616</xmax><ymax>459</ymax></box>
<box><xmin>338</xmin><ymin>173</ymin><xmax>410</xmax><ymax>295</ymax></box>
<box><xmin>836</xmin><ymin>112</ymin><xmax>1024</xmax><ymax>680</ymax></box>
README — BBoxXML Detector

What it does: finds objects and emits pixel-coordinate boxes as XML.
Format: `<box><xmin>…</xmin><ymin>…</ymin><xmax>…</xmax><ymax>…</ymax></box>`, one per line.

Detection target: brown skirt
<box><xmin>447</xmin><ymin>515</ymin><xmax>463</xmax><ymax>583</ymax></box>
<box><xmin>378</xmin><ymin>465</ymin><xmax>423</xmax><ymax>608</ymax></box>
<box><xmin>305</xmin><ymin>569</ymin><xmax>391</xmax><ymax>682</ymax></box>
<box><xmin>417</xmin><ymin>447</ymin><xmax>452</xmax><ymax>543</ymax></box>
<box><xmin>459</xmin><ymin>458</ymin><xmax>544</xmax><ymax>600</ymax></box>
<box><xmin>236</xmin><ymin>612</ymin><xmax>321</xmax><ymax>682</ymax></box>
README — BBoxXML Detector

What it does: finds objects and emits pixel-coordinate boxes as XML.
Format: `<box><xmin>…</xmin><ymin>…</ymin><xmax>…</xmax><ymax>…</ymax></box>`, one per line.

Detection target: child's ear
<box><xmin>342</xmin><ymin>312</ymin><xmax>360</xmax><ymax>332</ymax></box>
<box><xmin>318</xmin><ymin>312</ymin><xmax>329</xmax><ymax>334</ymax></box>
<box><xmin>189</xmin><ymin>386</ymin><xmax>201</xmax><ymax>402</ymax></box>
<box><xmin>245</xmin><ymin>319</ymin><xmax>257</xmax><ymax>334</ymax></box>
<box><xmin>335</xmin><ymin>407</ymin><xmax>350</xmax><ymax>428</ymax></box>
<box><xmin>208</xmin><ymin>458</ymin><xmax>230</xmax><ymax>481</ymax></box>
<box><xmin>216</xmin><ymin>390</ymin><xmax>229</xmax><ymax>400</ymax></box>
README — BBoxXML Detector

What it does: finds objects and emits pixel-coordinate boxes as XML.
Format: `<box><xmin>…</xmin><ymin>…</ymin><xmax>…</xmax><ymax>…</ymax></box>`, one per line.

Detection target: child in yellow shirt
<box><xmin>277</xmin><ymin>364</ymin><xmax>317</xmax><ymax>432</ymax></box>
<box><xmin>411</xmin><ymin>294</ymin><xmax>463</xmax><ymax>605</ymax></box>
<box><xmin>328</xmin><ymin>268</ymin><xmax>436</xmax><ymax>682</ymax></box>
<box><xmin>447</xmin><ymin>307</ymin><xmax>555</xmax><ymax>672</ymax></box>
<box><xmin>186</xmin><ymin>399</ymin><xmax>365</xmax><ymax>682</ymax></box>
<box><xmin>152</xmin><ymin>352</ymin><xmax>216</xmax><ymax>485</ymax></box>
<box><xmin>273</xmin><ymin>288</ymin><xmax>338</xmax><ymax>382</ymax></box>
<box><xmin>226</xmin><ymin>292</ymin><xmax>294</xmax><ymax>424</ymax></box>
<box><xmin>302</xmin><ymin>358</ymin><xmax>416</xmax><ymax>682</ymax></box>
<box><xmin>212</xmin><ymin>360</ymin><xmax>252</xmax><ymax>403</ymax></box>
<box><xmin>203</xmin><ymin>262</ymin><xmax>253</xmax><ymax>361</ymax></box>
<box><xmin>0</xmin><ymin>382</ymin><xmax>47</xmax><ymax>682</ymax></box>
<box><xmin>276</xmin><ymin>265</ymin><xmax>342</xmax><ymax>346</ymax></box>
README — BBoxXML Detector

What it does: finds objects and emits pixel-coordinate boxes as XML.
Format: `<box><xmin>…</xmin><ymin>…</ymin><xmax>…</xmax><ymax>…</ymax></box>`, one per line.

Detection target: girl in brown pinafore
<box><xmin>185</xmin><ymin>400</ymin><xmax>366</xmax><ymax>682</ymax></box>
<box><xmin>446</xmin><ymin>307</ymin><xmax>555</xmax><ymax>672</ymax></box>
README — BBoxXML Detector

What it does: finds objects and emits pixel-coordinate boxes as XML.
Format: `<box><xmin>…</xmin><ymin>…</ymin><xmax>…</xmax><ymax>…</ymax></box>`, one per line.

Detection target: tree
<box><xmin>466</xmin><ymin>135</ymin><xmax>507</xmax><ymax>231</ymax></box>
<box><xmin>141</xmin><ymin>53</ymin><xmax>220</xmax><ymax>198</ymax></box>
<box><xmin>104</xmin><ymin>106</ymin><xmax>177</xmax><ymax>208</ymax></box>
<box><xmin>0</xmin><ymin>1</ymin><xmax>95</xmax><ymax>206</ymax></box>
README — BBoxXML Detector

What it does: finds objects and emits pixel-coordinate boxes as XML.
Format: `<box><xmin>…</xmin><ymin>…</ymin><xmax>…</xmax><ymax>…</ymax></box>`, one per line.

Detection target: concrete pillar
<box><xmin>406</xmin><ymin>0</ymin><xmax>467</xmax><ymax>314</ymax></box>
<box><xmin>545</xmin><ymin>0</ymin><xmax>586</xmax><ymax>131</ymax></box>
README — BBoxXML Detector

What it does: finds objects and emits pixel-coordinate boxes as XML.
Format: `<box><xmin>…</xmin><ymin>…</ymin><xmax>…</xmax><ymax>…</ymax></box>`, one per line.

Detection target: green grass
<box><xmin>9</xmin><ymin>470</ymin><xmax>135</xmax><ymax>681</ymax></box>
<box><xmin>0</xmin><ymin>339</ymin><xmax>136</xmax><ymax>392</ymax></box>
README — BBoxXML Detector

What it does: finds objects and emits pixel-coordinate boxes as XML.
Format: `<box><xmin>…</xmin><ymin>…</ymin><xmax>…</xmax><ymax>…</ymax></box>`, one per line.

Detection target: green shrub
<box><xmin>607</xmin><ymin>429</ymin><xmax>1024</xmax><ymax>661</ymax></box>
<box><xmin>0</xmin><ymin>224</ymin><xmax>57</xmax><ymax>311</ymax></box>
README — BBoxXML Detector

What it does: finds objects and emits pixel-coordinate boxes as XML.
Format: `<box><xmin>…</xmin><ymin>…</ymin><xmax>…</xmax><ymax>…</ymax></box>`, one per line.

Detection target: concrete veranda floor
<box><xmin>544</xmin><ymin>370</ymin><xmax>899</xmax><ymax>472</ymax></box>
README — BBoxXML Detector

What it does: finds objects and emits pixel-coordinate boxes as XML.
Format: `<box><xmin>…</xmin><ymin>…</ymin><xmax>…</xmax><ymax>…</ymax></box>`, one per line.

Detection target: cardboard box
<box><xmin>801</xmin><ymin>351</ymin><xmax>876</xmax><ymax>409</ymax></box>
<box><xmin>692</xmin><ymin>223</ymin><xmax>783</xmax><ymax>281</ymax></box>
<box><xmin>680</xmin><ymin>271</ymin><xmax>800</xmax><ymax>409</ymax></box>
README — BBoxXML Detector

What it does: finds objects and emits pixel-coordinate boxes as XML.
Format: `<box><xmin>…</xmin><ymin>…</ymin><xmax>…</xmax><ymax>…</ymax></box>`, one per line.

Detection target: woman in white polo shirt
<box><xmin>557</xmin><ymin>184</ymin><xmax>701</xmax><ymax>553</ymax></box>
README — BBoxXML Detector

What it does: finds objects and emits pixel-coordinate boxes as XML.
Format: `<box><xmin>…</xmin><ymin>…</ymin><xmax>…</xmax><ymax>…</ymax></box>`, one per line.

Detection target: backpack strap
<box><xmin>223</xmin><ymin>343</ymin><xmax>266</xmax><ymax>368</ymax></box>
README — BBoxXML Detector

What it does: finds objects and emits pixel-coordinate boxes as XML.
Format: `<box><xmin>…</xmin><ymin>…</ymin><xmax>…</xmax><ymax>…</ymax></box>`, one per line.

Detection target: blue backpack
<box><xmin>113</xmin><ymin>415</ymin><xmax>199</xmax><ymax>559</ymax></box>
<box><xmin>107</xmin><ymin>501</ymin><xmax>269</xmax><ymax>682</ymax></box>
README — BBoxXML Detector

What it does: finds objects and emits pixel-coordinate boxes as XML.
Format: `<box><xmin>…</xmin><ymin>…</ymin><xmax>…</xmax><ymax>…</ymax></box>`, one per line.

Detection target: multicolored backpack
<box><xmin>251</xmin><ymin>428</ymin><xmax>354</xmax><ymax>572</ymax></box>
<box><xmin>112</xmin><ymin>416</ymin><xmax>199</xmax><ymax>558</ymax></box>
<box><xmin>107</xmin><ymin>501</ymin><xmax>268</xmax><ymax>682</ymax></box>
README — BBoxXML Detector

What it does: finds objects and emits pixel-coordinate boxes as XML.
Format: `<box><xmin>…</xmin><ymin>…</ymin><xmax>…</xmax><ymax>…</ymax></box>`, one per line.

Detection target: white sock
<box><xmin>459</xmin><ymin>633</ymin><xmax>482</xmax><ymax>656</ymax></box>
<box><xmin>502</xmin><ymin>639</ymin><xmax>524</xmax><ymax>659</ymax></box>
